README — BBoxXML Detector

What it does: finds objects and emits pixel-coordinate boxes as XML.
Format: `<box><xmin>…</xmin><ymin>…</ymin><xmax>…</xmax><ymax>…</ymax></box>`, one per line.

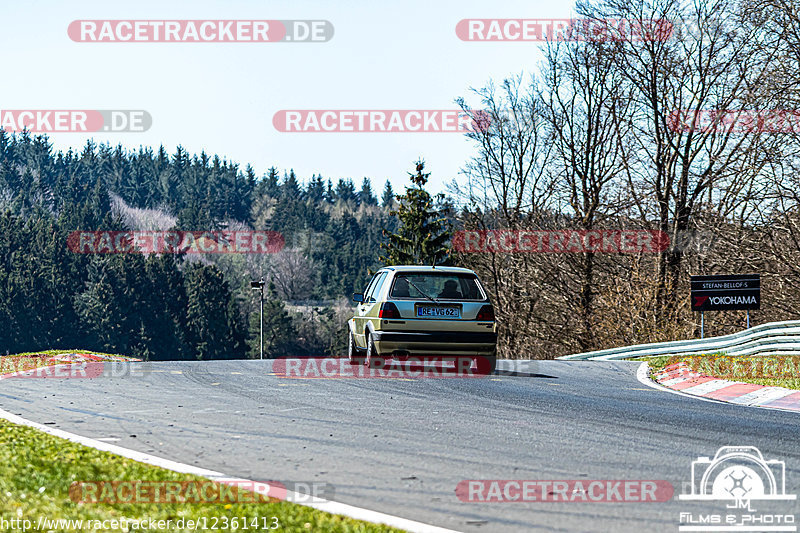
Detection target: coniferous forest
<box><xmin>0</xmin><ymin>131</ymin><xmax>396</xmax><ymax>360</ymax></box>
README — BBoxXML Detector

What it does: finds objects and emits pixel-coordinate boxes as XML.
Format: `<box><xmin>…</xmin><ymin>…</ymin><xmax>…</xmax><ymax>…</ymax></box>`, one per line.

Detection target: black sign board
<box><xmin>690</xmin><ymin>274</ymin><xmax>760</xmax><ymax>311</ymax></box>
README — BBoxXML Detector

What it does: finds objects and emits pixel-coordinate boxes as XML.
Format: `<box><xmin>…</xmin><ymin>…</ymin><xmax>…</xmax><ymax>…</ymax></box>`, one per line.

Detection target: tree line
<box><xmin>0</xmin><ymin>131</ymin><xmax>396</xmax><ymax>359</ymax></box>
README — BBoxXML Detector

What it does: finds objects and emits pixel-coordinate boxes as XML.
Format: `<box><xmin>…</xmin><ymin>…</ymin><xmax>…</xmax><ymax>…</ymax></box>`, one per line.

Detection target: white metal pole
<box><xmin>701</xmin><ymin>311</ymin><xmax>704</xmax><ymax>339</ymax></box>
<box><xmin>260</xmin><ymin>285</ymin><xmax>264</xmax><ymax>360</ymax></box>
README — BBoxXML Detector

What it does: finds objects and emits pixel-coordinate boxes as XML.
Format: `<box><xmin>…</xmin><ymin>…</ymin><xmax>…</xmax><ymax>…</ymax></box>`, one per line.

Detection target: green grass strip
<box><xmin>0</xmin><ymin>418</ymin><xmax>406</xmax><ymax>532</ymax></box>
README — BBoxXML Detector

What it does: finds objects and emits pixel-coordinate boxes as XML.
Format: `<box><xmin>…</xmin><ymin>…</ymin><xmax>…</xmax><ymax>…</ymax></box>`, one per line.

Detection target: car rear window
<box><xmin>390</xmin><ymin>273</ymin><xmax>485</xmax><ymax>301</ymax></box>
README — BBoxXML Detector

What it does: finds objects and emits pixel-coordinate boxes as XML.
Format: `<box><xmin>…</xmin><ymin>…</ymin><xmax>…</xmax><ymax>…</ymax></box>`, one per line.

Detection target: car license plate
<box><xmin>417</xmin><ymin>305</ymin><xmax>460</xmax><ymax>318</ymax></box>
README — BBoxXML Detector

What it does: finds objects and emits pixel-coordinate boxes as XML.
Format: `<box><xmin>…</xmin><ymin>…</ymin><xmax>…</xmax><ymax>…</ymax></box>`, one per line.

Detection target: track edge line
<box><xmin>0</xmin><ymin>407</ymin><xmax>463</xmax><ymax>533</ymax></box>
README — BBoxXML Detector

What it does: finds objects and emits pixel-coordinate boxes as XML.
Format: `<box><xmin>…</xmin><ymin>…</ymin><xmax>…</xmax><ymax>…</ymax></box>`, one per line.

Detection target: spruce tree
<box><xmin>325</xmin><ymin>179</ymin><xmax>335</xmax><ymax>203</ymax></box>
<box><xmin>281</xmin><ymin>170</ymin><xmax>302</xmax><ymax>201</ymax></box>
<box><xmin>380</xmin><ymin>160</ymin><xmax>451</xmax><ymax>266</ymax></box>
<box><xmin>264</xmin><ymin>167</ymin><xmax>280</xmax><ymax>197</ymax></box>
<box><xmin>184</xmin><ymin>264</ymin><xmax>241</xmax><ymax>360</ymax></box>
<box><xmin>335</xmin><ymin>178</ymin><xmax>357</xmax><ymax>205</ymax></box>
<box><xmin>381</xmin><ymin>180</ymin><xmax>394</xmax><ymax>208</ymax></box>
<box><xmin>307</xmin><ymin>174</ymin><xmax>326</xmax><ymax>203</ymax></box>
<box><xmin>359</xmin><ymin>177</ymin><xmax>377</xmax><ymax>205</ymax></box>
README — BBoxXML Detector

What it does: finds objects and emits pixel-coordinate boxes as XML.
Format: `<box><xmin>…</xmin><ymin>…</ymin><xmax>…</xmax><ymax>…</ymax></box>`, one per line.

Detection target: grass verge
<box><xmin>639</xmin><ymin>353</ymin><xmax>800</xmax><ymax>390</ymax></box>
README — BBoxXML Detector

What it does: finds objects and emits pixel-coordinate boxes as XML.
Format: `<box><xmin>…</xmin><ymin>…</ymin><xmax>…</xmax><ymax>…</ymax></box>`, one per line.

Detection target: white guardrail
<box><xmin>558</xmin><ymin>320</ymin><xmax>800</xmax><ymax>360</ymax></box>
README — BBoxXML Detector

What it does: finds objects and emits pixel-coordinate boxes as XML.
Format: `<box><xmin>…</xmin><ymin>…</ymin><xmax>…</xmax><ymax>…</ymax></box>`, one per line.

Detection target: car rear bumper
<box><xmin>372</xmin><ymin>330</ymin><xmax>497</xmax><ymax>356</ymax></box>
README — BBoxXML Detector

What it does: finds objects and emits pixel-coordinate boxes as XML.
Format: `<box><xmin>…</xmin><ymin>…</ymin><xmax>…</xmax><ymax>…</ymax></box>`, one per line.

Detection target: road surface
<box><xmin>1</xmin><ymin>359</ymin><xmax>798</xmax><ymax>532</ymax></box>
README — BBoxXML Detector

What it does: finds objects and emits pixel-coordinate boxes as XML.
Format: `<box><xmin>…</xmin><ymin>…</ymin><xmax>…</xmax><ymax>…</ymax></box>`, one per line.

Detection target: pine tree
<box><xmin>335</xmin><ymin>178</ymin><xmax>357</xmax><ymax>205</ymax></box>
<box><xmin>359</xmin><ymin>177</ymin><xmax>377</xmax><ymax>205</ymax></box>
<box><xmin>184</xmin><ymin>264</ymin><xmax>243</xmax><ymax>360</ymax></box>
<box><xmin>281</xmin><ymin>169</ymin><xmax>302</xmax><ymax>201</ymax></box>
<box><xmin>307</xmin><ymin>174</ymin><xmax>326</xmax><ymax>203</ymax></box>
<box><xmin>264</xmin><ymin>167</ymin><xmax>280</xmax><ymax>197</ymax></box>
<box><xmin>75</xmin><ymin>255</ymin><xmax>138</xmax><ymax>354</ymax></box>
<box><xmin>380</xmin><ymin>160</ymin><xmax>451</xmax><ymax>266</ymax></box>
<box><xmin>273</xmin><ymin>170</ymin><xmax>307</xmax><ymax>234</ymax></box>
<box><xmin>325</xmin><ymin>179</ymin><xmax>335</xmax><ymax>203</ymax></box>
<box><xmin>381</xmin><ymin>179</ymin><xmax>395</xmax><ymax>208</ymax></box>
<box><xmin>141</xmin><ymin>254</ymin><xmax>189</xmax><ymax>360</ymax></box>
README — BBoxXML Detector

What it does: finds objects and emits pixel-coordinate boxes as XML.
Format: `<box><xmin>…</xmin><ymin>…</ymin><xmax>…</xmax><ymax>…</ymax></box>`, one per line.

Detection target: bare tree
<box><xmin>594</xmin><ymin>0</ymin><xmax>788</xmax><ymax>323</ymax></box>
<box><xmin>455</xmin><ymin>77</ymin><xmax>559</xmax><ymax>358</ymax></box>
<box><xmin>540</xmin><ymin>26</ymin><xmax>634</xmax><ymax>349</ymax></box>
<box><xmin>266</xmin><ymin>248</ymin><xmax>315</xmax><ymax>301</ymax></box>
<box><xmin>452</xmin><ymin>0</ymin><xmax>800</xmax><ymax>358</ymax></box>
<box><xmin>457</xmin><ymin>76</ymin><xmax>555</xmax><ymax>225</ymax></box>
<box><xmin>110</xmin><ymin>193</ymin><xmax>177</xmax><ymax>231</ymax></box>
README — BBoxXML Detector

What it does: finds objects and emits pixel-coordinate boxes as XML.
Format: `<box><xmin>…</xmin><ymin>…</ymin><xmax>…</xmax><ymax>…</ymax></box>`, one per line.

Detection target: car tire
<box><xmin>348</xmin><ymin>330</ymin><xmax>363</xmax><ymax>365</ymax></box>
<box><xmin>365</xmin><ymin>332</ymin><xmax>381</xmax><ymax>369</ymax></box>
<box><xmin>474</xmin><ymin>354</ymin><xmax>497</xmax><ymax>375</ymax></box>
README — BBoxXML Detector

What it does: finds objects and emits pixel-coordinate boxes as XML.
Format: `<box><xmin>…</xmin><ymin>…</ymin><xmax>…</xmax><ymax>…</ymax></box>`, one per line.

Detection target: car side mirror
<box><xmin>352</xmin><ymin>293</ymin><xmax>364</xmax><ymax>303</ymax></box>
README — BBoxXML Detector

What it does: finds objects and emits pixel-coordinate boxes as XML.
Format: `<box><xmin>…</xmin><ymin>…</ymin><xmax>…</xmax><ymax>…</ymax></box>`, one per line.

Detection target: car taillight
<box><xmin>379</xmin><ymin>302</ymin><xmax>401</xmax><ymax>319</ymax></box>
<box><xmin>476</xmin><ymin>305</ymin><xmax>495</xmax><ymax>321</ymax></box>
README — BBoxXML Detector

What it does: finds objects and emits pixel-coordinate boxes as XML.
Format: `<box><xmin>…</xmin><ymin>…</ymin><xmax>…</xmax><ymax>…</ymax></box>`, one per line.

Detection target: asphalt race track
<box><xmin>1</xmin><ymin>359</ymin><xmax>799</xmax><ymax>532</ymax></box>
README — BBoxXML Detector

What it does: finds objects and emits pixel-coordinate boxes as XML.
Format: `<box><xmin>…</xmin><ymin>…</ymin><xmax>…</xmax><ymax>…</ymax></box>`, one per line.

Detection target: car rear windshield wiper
<box><xmin>404</xmin><ymin>277</ymin><xmax>439</xmax><ymax>304</ymax></box>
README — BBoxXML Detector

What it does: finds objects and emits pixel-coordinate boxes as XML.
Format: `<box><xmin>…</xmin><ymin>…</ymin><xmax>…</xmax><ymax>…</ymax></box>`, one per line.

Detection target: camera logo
<box><xmin>680</xmin><ymin>446</ymin><xmax>795</xmax><ymax>501</ymax></box>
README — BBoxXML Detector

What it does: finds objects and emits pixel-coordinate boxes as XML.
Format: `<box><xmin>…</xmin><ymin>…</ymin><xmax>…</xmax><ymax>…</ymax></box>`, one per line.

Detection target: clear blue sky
<box><xmin>1</xmin><ymin>0</ymin><xmax>575</xmax><ymax>194</ymax></box>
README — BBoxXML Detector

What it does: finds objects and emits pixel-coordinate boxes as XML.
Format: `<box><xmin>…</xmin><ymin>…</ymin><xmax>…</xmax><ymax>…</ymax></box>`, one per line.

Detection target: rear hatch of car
<box><xmin>380</xmin><ymin>271</ymin><xmax>494</xmax><ymax>333</ymax></box>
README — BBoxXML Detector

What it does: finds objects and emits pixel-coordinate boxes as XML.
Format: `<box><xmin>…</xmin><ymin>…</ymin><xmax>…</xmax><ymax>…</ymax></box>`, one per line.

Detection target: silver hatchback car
<box><xmin>347</xmin><ymin>265</ymin><xmax>497</xmax><ymax>374</ymax></box>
